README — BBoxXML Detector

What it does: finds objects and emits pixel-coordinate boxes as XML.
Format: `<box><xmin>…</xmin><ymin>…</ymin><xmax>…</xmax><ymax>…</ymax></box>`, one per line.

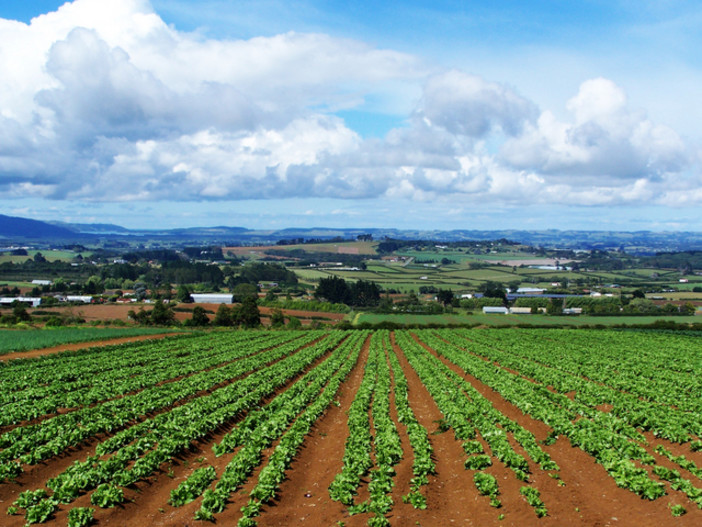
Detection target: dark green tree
<box><xmin>232</xmin><ymin>283</ymin><xmax>258</xmax><ymax>302</ymax></box>
<box><xmin>12</xmin><ymin>301</ymin><xmax>32</xmax><ymax>322</ymax></box>
<box><xmin>681</xmin><ymin>302</ymin><xmax>696</xmax><ymax>315</ymax></box>
<box><xmin>189</xmin><ymin>306</ymin><xmax>210</xmax><ymax>326</ymax></box>
<box><xmin>213</xmin><ymin>304</ymin><xmax>234</xmax><ymax>326</ymax></box>
<box><xmin>405</xmin><ymin>291</ymin><xmax>420</xmax><ymax>305</ymax></box>
<box><xmin>237</xmin><ymin>296</ymin><xmax>260</xmax><ymax>328</ymax></box>
<box><xmin>176</xmin><ymin>284</ymin><xmax>193</xmax><ymax>303</ymax></box>
<box><xmin>159</xmin><ymin>282</ymin><xmax>173</xmax><ymax>301</ymax></box>
<box><xmin>133</xmin><ymin>282</ymin><xmax>148</xmax><ymax>301</ymax></box>
<box><xmin>378</xmin><ymin>294</ymin><xmax>394</xmax><ymax>312</ymax></box>
<box><xmin>546</xmin><ymin>298</ymin><xmax>564</xmax><ymax>315</ymax></box>
<box><xmin>128</xmin><ymin>307</ymin><xmax>151</xmax><ymax>325</ymax></box>
<box><xmin>481</xmin><ymin>281</ymin><xmax>507</xmax><ymax>303</ymax></box>
<box><xmin>150</xmin><ymin>300</ymin><xmax>176</xmax><ymax>325</ymax></box>
<box><xmin>270</xmin><ymin>308</ymin><xmax>285</xmax><ymax>328</ymax></box>
<box><xmin>436</xmin><ymin>289</ymin><xmax>454</xmax><ymax>306</ymax></box>
<box><xmin>350</xmin><ymin>280</ymin><xmax>381</xmax><ymax>307</ymax></box>
<box><xmin>315</xmin><ymin>276</ymin><xmax>351</xmax><ymax>304</ymax></box>
<box><xmin>507</xmin><ymin>280</ymin><xmax>522</xmax><ymax>292</ymax></box>
<box><xmin>83</xmin><ymin>276</ymin><xmax>104</xmax><ymax>295</ymax></box>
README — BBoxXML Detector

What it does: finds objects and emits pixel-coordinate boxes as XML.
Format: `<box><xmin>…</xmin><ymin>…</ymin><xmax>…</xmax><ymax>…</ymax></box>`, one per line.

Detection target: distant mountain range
<box><xmin>0</xmin><ymin>214</ymin><xmax>89</xmax><ymax>239</ymax></box>
<box><xmin>2</xmin><ymin>213</ymin><xmax>702</xmax><ymax>253</ymax></box>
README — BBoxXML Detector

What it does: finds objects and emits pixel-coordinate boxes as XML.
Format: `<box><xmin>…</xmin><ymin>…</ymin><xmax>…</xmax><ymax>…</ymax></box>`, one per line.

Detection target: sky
<box><xmin>1</xmin><ymin>0</ymin><xmax>701</xmax><ymax>231</ymax></box>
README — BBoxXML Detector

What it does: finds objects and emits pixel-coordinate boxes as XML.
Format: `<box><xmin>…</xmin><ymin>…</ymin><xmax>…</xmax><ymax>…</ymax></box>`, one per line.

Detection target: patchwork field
<box><xmin>0</xmin><ymin>250</ymin><xmax>89</xmax><ymax>265</ymax></box>
<box><xmin>275</xmin><ymin>244</ymin><xmax>702</xmax><ymax>294</ymax></box>
<box><xmin>1</xmin><ymin>328</ymin><xmax>701</xmax><ymax>526</ymax></box>
<box><xmin>224</xmin><ymin>241</ymin><xmax>377</xmax><ymax>259</ymax></box>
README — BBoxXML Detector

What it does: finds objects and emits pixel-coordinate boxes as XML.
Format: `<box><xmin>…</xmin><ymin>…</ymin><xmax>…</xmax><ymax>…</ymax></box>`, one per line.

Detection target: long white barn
<box><xmin>190</xmin><ymin>293</ymin><xmax>233</xmax><ymax>304</ymax></box>
<box><xmin>0</xmin><ymin>297</ymin><xmax>41</xmax><ymax>307</ymax></box>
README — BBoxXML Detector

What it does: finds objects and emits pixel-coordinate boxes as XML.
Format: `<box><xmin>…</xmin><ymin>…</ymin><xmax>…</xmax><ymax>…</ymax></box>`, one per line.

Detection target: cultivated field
<box><xmin>1</xmin><ymin>328</ymin><xmax>701</xmax><ymax>526</ymax></box>
<box><xmin>355</xmin><ymin>312</ymin><xmax>701</xmax><ymax>327</ymax></box>
<box><xmin>291</xmin><ymin>258</ymin><xmax>702</xmax><ymax>294</ymax></box>
<box><xmin>0</xmin><ymin>327</ymin><xmax>178</xmax><ymax>356</ymax></box>
<box><xmin>224</xmin><ymin>241</ymin><xmax>377</xmax><ymax>259</ymax></box>
<box><xmin>28</xmin><ymin>303</ymin><xmax>346</xmax><ymax>327</ymax></box>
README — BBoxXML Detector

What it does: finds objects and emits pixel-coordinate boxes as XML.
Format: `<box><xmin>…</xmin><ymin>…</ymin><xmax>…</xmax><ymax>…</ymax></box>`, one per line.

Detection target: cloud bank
<box><xmin>0</xmin><ymin>0</ymin><xmax>698</xmax><ymax>210</ymax></box>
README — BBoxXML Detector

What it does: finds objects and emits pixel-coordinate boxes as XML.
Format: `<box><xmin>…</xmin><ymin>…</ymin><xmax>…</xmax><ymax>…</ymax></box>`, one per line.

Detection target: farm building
<box><xmin>31</xmin><ymin>279</ymin><xmax>52</xmax><ymax>286</ymax></box>
<box><xmin>482</xmin><ymin>306</ymin><xmax>509</xmax><ymax>314</ymax></box>
<box><xmin>509</xmin><ymin>307</ymin><xmax>532</xmax><ymax>315</ymax></box>
<box><xmin>65</xmin><ymin>295</ymin><xmax>93</xmax><ymax>303</ymax></box>
<box><xmin>516</xmin><ymin>287</ymin><xmax>545</xmax><ymax>294</ymax></box>
<box><xmin>0</xmin><ymin>296</ymin><xmax>41</xmax><ymax>307</ymax></box>
<box><xmin>190</xmin><ymin>293</ymin><xmax>234</xmax><ymax>304</ymax></box>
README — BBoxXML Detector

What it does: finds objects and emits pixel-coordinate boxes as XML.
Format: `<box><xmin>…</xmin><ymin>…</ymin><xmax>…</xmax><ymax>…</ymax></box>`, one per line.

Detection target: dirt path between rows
<box><xmin>98</xmin><ymin>333</ymin><xmax>343</xmax><ymax>527</ymax></box>
<box><xmin>411</xmin><ymin>330</ymin><xmax>702</xmax><ymax>527</ymax></box>
<box><xmin>255</xmin><ymin>335</ymin><xmax>372</xmax><ymax>526</ymax></box>
<box><xmin>1</xmin><ymin>334</ymin><xmax>341</xmax><ymax>527</ymax></box>
<box><xmin>3</xmin><ymin>330</ymin><xmax>702</xmax><ymax>527</ymax></box>
<box><xmin>390</xmin><ymin>331</ymin><xmax>508</xmax><ymax>526</ymax></box>
<box><xmin>0</xmin><ymin>333</ymin><xmax>180</xmax><ymax>361</ymax></box>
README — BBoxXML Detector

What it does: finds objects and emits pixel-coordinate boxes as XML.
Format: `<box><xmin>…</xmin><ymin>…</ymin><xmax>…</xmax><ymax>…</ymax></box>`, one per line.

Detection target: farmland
<box><xmin>290</xmin><ymin>255</ymin><xmax>702</xmax><ymax>295</ymax></box>
<box><xmin>1</xmin><ymin>328</ymin><xmax>701</xmax><ymax>526</ymax></box>
<box><xmin>0</xmin><ymin>250</ymin><xmax>89</xmax><ymax>265</ymax></box>
<box><xmin>355</xmin><ymin>312</ymin><xmax>701</xmax><ymax>328</ymax></box>
<box><xmin>224</xmin><ymin>241</ymin><xmax>378</xmax><ymax>259</ymax></box>
<box><xmin>0</xmin><ymin>327</ymin><xmax>180</xmax><ymax>356</ymax></box>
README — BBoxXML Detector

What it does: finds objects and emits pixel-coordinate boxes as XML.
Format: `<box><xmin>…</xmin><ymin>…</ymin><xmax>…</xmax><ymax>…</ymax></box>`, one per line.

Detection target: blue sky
<box><xmin>0</xmin><ymin>0</ymin><xmax>701</xmax><ymax>231</ymax></box>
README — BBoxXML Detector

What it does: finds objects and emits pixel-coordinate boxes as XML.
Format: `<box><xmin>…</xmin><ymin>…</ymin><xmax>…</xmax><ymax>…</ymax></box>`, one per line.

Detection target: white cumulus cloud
<box><xmin>501</xmin><ymin>78</ymin><xmax>688</xmax><ymax>183</ymax></box>
<box><xmin>0</xmin><ymin>0</ymin><xmax>698</xmax><ymax>211</ymax></box>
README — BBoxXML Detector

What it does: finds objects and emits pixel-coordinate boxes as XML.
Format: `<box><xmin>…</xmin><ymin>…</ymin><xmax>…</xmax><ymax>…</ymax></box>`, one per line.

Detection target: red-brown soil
<box><xmin>407</xmin><ymin>331</ymin><xmax>702</xmax><ymax>527</ymax></box>
<box><xmin>31</xmin><ymin>302</ymin><xmax>345</xmax><ymax>326</ymax></box>
<box><xmin>30</xmin><ymin>303</ymin><xmax>139</xmax><ymax>322</ymax></box>
<box><xmin>257</xmin><ymin>305</ymin><xmax>346</xmax><ymax>324</ymax></box>
<box><xmin>1</xmin><ymin>330</ymin><xmax>701</xmax><ymax>527</ymax></box>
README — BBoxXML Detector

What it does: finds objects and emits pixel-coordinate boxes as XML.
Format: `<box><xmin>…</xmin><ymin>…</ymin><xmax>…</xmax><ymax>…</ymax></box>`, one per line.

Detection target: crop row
<box><xmin>3</xmin><ymin>327</ymin><xmax>701</xmax><ymax>525</ymax></box>
<box><xmin>349</xmin><ymin>331</ymin><xmax>403</xmax><ymax>526</ymax></box>
<box><xmin>0</xmin><ymin>331</ymin><xmax>323</xmax><ymax>482</ymax></box>
<box><xmin>466</xmin><ymin>328</ymin><xmax>702</xmax><ymax>417</ymax></box>
<box><xmin>430</xmin><ymin>329</ymin><xmax>702</xmax><ymax>504</ymax></box>
<box><xmin>195</xmin><ymin>331</ymin><xmax>365</xmax><ymax>521</ymax></box>
<box><xmin>451</xmin><ymin>328</ymin><xmax>702</xmax><ymax>445</ymax></box>
<box><xmin>401</xmin><ymin>331</ymin><xmax>559</xmax><ymax>477</ymax></box>
<box><xmin>395</xmin><ymin>330</ymin><xmax>558</xmax><ymax>517</ymax></box>
<box><xmin>328</xmin><ymin>331</ymin><xmax>378</xmax><ymax>508</ymax></box>
<box><xmin>11</xmin><ymin>332</ymin><xmax>349</xmax><ymax>523</ymax></box>
<box><xmin>385</xmin><ymin>333</ymin><xmax>434</xmax><ymax>510</ymax></box>
<box><xmin>0</xmin><ymin>332</ymin><xmax>302</xmax><ymax>426</ymax></box>
<box><xmin>236</xmin><ymin>332</ymin><xmax>366</xmax><ymax>526</ymax></box>
<box><xmin>0</xmin><ymin>327</ymin><xmax>176</xmax><ymax>356</ymax></box>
